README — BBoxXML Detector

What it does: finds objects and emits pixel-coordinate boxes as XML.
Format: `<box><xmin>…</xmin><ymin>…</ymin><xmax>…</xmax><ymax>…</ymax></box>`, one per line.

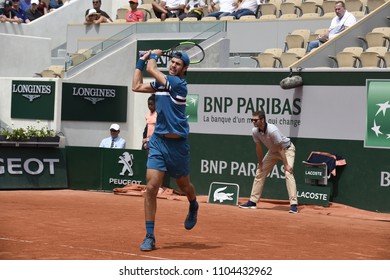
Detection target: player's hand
<box><xmin>151</xmin><ymin>49</ymin><xmax>163</xmax><ymax>57</ymax></box>
<box><xmin>257</xmin><ymin>163</ymin><xmax>263</xmax><ymax>172</ymax></box>
<box><xmin>140</xmin><ymin>50</ymin><xmax>151</xmax><ymax>60</ymax></box>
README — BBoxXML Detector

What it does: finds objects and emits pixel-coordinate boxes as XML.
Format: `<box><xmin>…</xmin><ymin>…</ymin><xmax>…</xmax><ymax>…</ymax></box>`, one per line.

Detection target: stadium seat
<box><xmin>219</xmin><ymin>16</ymin><xmax>235</xmax><ymax>21</ymax></box>
<box><xmin>274</xmin><ymin>48</ymin><xmax>307</xmax><ymax>68</ymax></box>
<box><xmin>318</xmin><ymin>0</ymin><xmax>337</xmax><ymax>17</ymax></box>
<box><xmin>345</xmin><ymin>0</ymin><xmax>364</xmax><ymax>13</ymax></box>
<box><xmin>201</xmin><ymin>16</ymin><xmax>217</xmax><ymax>21</ymax></box>
<box><xmin>296</xmin><ymin>1</ymin><xmax>319</xmax><ymax>17</ymax></box>
<box><xmin>182</xmin><ymin>17</ymin><xmax>198</xmax><ymax>21</ymax></box>
<box><xmin>365</xmin><ymin>0</ymin><xmax>386</xmax><ymax>14</ymax></box>
<box><xmin>146</xmin><ymin>18</ymin><xmax>161</xmax><ymax>22</ymax></box>
<box><xmin>116</xmin><ymin>8</ymin><xmax>129</xmax><ymax>20</ymax></box>
<box><xmin>257</xmin><ymin>3</ymin><xmax>278</xmax><ymax>17</ymax></box>
<box><xmin>328</xmin><ymin>47</ymin><xmax>363</xmax><ymax>68</ymax></box>
<box><xmin>378</xmin><ymin>51</ymin><xmax>390</xmax><ymax>67</ymax></box>
<box><xmin>239</xmin><ymin>15</ymin><xmax>257</xmax><ymax>21</ymax></box>
<box><xmin>285</xmin><ymin>29</ymin><xmax>311</xmax><ymax>51</ymax></box>
<box><xmin>138</xmin><ymin>7</ymin><xmax>153</xmax><ymax>21</ymax></box>
<box><xmin>251</xmin><ymin>48</ymin><xmax>283</xmax><ymax>68</ymax></box>
<box><xmin>258</xmin><ymin>14</ymin><xmax>278</xmax><ymax>21</ymax></box>
<box><xmin>278</xmin><ymin>13</ymin><xmax>298</xmax><ymax>20</ymax></box>
<box><xmin>278</xmin><ymin>2</ymin><xmax>298</xmax><ymax>18</ymax></box>
<box><xmin>358</xmin><ymin>29</ymin><xmax>390</xmax><ymax>49</ymax></box>
<box><xmin>165</xmin><ymin>17</ymin><xmax>180</xmax><ymax>22</ymax></box>
<box><xmin>309</xmin><ymin>28</ymin><xmax>329</xmax><ymax>41</ymax></box>
<box><xmin>354</xmin><ymin>46</ymin><xmax>388</xmax><ymax>67</ymax></box>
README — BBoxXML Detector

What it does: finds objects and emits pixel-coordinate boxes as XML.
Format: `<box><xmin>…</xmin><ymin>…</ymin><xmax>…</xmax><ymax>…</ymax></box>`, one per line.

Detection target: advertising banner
<box><xmin>11</xmin><ymin>80</ymin><xmax>55</xmax><ymax>120</ymax></box>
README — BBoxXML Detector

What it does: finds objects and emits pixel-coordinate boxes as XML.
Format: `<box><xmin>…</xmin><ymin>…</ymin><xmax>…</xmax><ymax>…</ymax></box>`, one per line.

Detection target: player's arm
<box><xmin>132</xmin><ymin>51</ymin><xmax>155</xmax><ymax>93</ymax></box>
<box><xmin>146</xmin><ymin>50</ymin><xmax>166</xmax><ymax>86</ymax></box>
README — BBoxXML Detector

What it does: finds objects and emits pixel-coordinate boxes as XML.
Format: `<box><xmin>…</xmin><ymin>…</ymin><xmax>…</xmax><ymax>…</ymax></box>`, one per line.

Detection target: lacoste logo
<box><xmin>84</xmin><ymin>97</ymin><xmax>105</xmax><ymax>104</ymax></box>
<box><xmin>22</xmin><ymin>94</ymin><xmax>40</xmax><ymax>102</ymax></box>
<box><xmin>213</xmin><ymin>187</ymin><xmax>234</xmax><ymax>203</ymax></box>
<box><xmin>118</xmin><ymin>152</ymin><xmax>134</xmax><ymax>176</ymax></box>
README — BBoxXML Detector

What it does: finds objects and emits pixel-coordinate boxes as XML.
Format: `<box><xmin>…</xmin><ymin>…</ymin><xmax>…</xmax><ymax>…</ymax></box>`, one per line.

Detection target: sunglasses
<box><xmin>251</xmin><ymin>118</ymin><xmax>260</xmax><ymax>122</ymax></box>
<box><xmin>93</xmin><ymin>1</ymin><xmax>99</xmax><ymax>3</ymax></box>
<box><xmin>110</xmin><ymin>129</ymin><xmax>119</xmax><ymax>132</ymax></box>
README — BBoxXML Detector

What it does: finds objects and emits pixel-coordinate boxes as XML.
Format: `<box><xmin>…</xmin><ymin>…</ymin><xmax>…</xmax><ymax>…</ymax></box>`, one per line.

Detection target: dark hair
<box><xmin>148</xmin><ymin>94</ymin><xmax>155</xmax><ymax>103</ymax></box>
<box><xmin>335</xmin><ymin>1</ymin><xmax>345</xmax><ymax>8</ymax></box>
<box><xmin>253</xmin><ymin>110</ymin><xmax>266</xmax><ymax>120</ymax></box>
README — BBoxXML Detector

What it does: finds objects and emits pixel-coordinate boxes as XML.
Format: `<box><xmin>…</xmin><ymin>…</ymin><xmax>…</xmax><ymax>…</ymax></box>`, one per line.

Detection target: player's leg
<box><xmin>140</xmin><ymin>168</ymin><xmax>165</xmax><ymax>251</ymax></box>
<box><xmin>176</xmin><ymin>175</ymin><xmax>198</xmax><ymax>230</ymax></box>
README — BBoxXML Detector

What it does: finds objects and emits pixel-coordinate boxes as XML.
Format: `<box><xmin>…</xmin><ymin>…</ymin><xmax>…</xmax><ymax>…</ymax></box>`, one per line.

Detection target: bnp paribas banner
<box><xmin>186</xmin><ymin>85</ymin><xmax>366</xmax><ymax>141</ymax></box>
<box><xmin>61</xmin><ymin>82</ymin><xmax>127</xmax><ymax>122</ymax></box>
<box><xmin>11</xmin><ymin>80</ymin><xmax>55</xmax><ymax>120</ymax></box>
<box><xmin>365</xmin><ymin>80</ymin><xmax>390</xmax><ymax>149</ymax></box>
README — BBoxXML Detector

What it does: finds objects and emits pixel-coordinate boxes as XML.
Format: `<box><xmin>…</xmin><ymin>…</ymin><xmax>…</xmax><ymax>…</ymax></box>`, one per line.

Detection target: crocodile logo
<box><xmin>213</xmin><ymin>186</ymin><xmax>234</xmax><ymax>203</ymax></box>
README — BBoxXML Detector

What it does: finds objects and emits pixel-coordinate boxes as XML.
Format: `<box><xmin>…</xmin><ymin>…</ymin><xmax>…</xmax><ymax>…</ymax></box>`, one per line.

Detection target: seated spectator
<box><xmin>84</xmin><ymin>8</ymin><xmax>111</xmax><ymax>24</ymax></box>
<box><xmin>48</xmin><ymin>0</ymin><xmax>62</xmax><ymax>11</ymax></box>
<box><xmin>152</xmin><ymin>0</ymin><xmax>185</xmax><ymax>21</ymax></box>
<box><xmin>126</xmin><ymin>0</ymin><xmax>144</xmax><ymax>22</ymax></box>
<box><xmin>205</xmin><ymin>0</ymin><xmax>235</xmax><ymax>19</ymax></box>
<box><xmin>227</xmin><ymin>0</ymin><xmax>260</xmax><ymax>20</ymax></box>
<box><xmin>307</xmin><ymin>1</ymin><xmax>356</xmax><ymax>52</ymax></box>
<box><xmin>85</xmin><ymin>0</ymin><xmax>111</xmax><ymax>22</ymax></box>
<box><xmin>12</xmin><ymin>0</ymin><xmax>29</xmax><ymax>23</ymax></box>
<box><xmin>0</xmin><ymin>0</ymin><xmax>21</xmax><ymax>23</ymax></box>
<box><xmin>178</xmin><ymin>0</ymin><xmax>206</xmax><ymax>21</ymax></box>
<box><xmin>99</xmin><ymin>124</ymin><xmax>126</xmax><ymax>149</ymax></box>
<box><xmin>36</xmin><ymin>0</ymin><xmax>47</xmax><ymax>15</ymax></box>
<box><xmin>26</xmin><ymin>0</ymin><xmax>42</xmax><ymax>21</ymax></box>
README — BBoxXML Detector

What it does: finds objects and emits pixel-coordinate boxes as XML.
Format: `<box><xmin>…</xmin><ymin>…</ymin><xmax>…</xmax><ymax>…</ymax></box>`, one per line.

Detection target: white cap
<box><xmin>110</xmin><ymin>124</ymin><xmax>120</xmax><ymax>131</ymax></box>
<box><xmin>31</xmin><ymin>0</ymin><xmax>39</xmax><ymax>5</ymax></box>
<box><xmin>86</xmin><ymin>8</ymin><xmax>99</xmax><ymax>19</ymax></box>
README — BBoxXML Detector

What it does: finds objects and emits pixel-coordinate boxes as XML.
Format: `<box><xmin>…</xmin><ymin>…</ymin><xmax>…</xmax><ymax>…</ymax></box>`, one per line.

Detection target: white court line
<box><xmin>0</xmin><ymin>237</ymin><xmax>169</xmax><ymax>260</ymax></box>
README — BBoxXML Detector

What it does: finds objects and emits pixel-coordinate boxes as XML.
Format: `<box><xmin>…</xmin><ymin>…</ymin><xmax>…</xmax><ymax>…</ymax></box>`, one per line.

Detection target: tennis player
<box><xmin>132</xmin><ymin>49</ymin><xmax>199</xmax><ymax>251</ymax></box>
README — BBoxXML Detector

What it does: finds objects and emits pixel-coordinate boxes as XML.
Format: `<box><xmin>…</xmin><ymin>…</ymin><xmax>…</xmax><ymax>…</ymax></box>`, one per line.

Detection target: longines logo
<box><xmin>72</xmin><ymin>87</ymin><xmax>116</xmax><ymax>104</ymax></box>
<box><xmin>12</xmin><ymin>84</ymin><xmax>52</xmax><ymax>102</ymax></box>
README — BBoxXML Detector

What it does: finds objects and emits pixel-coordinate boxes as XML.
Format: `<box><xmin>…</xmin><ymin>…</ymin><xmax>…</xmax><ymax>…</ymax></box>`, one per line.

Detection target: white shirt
<box><xmin>328</xmin><ymin>10</ymin><xmax>357</xmax><ymax>39</ymax></box>
<box><xmin>99</xmin><ymin>136</ymin><xmax>126</xmax><ymax>149</ymax></box>
<box><xmin>239</xmin><ymin>0</ymin><xmax>261</xmax><ymax>13</ymax></box>
<box><xmin>252</xmin><ymin>123</ymin><xmax>290</xmax><ymax>153</ymax></box>
<box><xmin>212</xmin><ymin>0</ymin><xmax>236</xmax><ymax>13</ymax></box>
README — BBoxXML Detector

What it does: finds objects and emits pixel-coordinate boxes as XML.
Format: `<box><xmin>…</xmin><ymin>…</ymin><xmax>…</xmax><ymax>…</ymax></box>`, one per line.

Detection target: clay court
<box><xmin>0</xmin><ymin>189</ymin><xmax>389</xmax><ymax>260</ymax></box>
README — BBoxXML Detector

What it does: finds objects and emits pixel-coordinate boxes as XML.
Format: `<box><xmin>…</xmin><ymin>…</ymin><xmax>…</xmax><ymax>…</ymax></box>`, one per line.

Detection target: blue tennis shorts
<box><xmin>147</xmin><ymin>134</ymin><xmax>190</xmax><ymax>178</ymax></box>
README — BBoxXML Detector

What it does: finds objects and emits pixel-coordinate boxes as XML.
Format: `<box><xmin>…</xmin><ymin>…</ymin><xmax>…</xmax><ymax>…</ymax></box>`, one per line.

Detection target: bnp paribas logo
<box><xmin>365</xmin><ymin>80</ymin><xmax>390</xmax><ymax>149</ymax></box>
<box><xmin>186</xmin><ymin>94</ymin><xmax>198</xmax><ymax>122</ymax></box>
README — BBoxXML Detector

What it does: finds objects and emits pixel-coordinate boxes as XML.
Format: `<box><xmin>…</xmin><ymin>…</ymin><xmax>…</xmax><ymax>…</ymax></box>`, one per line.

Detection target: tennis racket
<box><xmin>140</xmin><ymin>41</ymin><xmax>205</xmax><ymax>64</ymax></box>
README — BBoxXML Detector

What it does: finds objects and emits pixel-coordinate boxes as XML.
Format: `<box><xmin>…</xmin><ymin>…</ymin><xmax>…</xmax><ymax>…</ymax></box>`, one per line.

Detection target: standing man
<box><xmin>132</xmin><ymin>49</ymin><xmax>199</xmax><ymax>251</ymax></box>
<box><xmin>307</xmin><ymin>1</ymin><xmax>356</xmax><ymax>52</ymax></box>
<box><xmin>239</xmin><ymin>110</ymin><xmax>298</xmax><ymax>214</ymax></box>
<box><xmin>99</xmin><ymin>123</ymin><xmax>126</xmax><ymax>149</ymax></box>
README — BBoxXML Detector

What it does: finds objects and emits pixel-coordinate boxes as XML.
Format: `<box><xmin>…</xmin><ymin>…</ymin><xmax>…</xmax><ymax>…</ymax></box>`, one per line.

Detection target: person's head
<box><xmin>129</xmin><ymin>0</ymin><xmax>138</xmax><ymax>10</ymax></box>
<box><xmin>4</xmin><ymin>0</ymin><xmax>13</xmax><ymax>10</ymax></box>
<box><xmin>12</xmin><ymin>0</ymin><xmax>19</xmax><ymax>8</ymax></box>
<box><xmin>252</xmin><ymin>110</ymin><xmax>266</xmax><ymax>130</ymax></box>
<box><xmin>92</xmin><ymin>0</ymin><xmax>101</xmax><ymax>11</ymax></box>
<box><xmin>109</xmin><ymin>123</ymin><xmax>120</xmax><ymax>138</ymax></box>
<box><xmin>86</xmin><ymin>8</ymin><xmax>99</xmax><ymax>21</ymax></box>
<box><xmin>31</xmin><ymin>0</ymin><xmax>39</xmax><ymax>10</ymax></box>
<box><xmin>334</xmin><ymin>1</ymin><xmax>346</xmax><ymax>19</ymax></box>
<box><xmin>147</xmin><ymin>94</ymin><xmax>156</xmax><ymax>113</ymax></box>
<box><xmin>169</xmin><ymin>52</ymin><xmax>190</xmax><ymax>77</ymax></box>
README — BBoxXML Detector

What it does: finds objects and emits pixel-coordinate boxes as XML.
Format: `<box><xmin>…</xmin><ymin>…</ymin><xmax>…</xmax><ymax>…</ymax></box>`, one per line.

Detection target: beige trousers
<box><xmin>249</xmin><ymin>143</ymin><xmax>298</xmax><ymax>205</ymax></box>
